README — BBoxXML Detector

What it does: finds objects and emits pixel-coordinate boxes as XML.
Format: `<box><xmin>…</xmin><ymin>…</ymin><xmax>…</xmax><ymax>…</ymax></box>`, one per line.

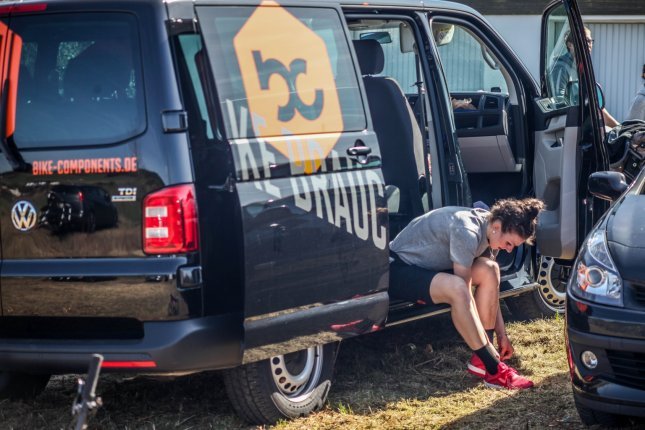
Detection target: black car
<box><xmin>39</xmin><ymin>185</ymin><xmax>118</xmax><ymax>233</ymax></box>
<box><xmin>566</xmin><ymin>167</ymin><xmax>645</xmax><ymax>426</ymax></box>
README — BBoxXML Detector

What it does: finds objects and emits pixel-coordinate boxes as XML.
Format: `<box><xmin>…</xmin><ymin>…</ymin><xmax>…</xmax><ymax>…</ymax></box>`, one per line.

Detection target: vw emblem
<box><xmin>11</xmin><ymin>200</ymin><xmax>37</xmax><ymax>232</ymax></box>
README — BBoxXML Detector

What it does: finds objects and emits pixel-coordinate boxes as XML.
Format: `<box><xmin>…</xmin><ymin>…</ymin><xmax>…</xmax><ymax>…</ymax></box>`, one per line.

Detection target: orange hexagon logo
<box><xmin>233</xmin><ymin>1</ymin><xmax>342</xmax><ymax>173</ymax></box>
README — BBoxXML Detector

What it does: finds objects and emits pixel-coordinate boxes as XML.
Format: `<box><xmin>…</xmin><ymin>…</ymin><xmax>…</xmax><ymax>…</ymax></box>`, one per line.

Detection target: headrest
<box><xmin>352</xmin><ymin>39</ymin><xmax>384</xmax><ymax>76</ymax></box>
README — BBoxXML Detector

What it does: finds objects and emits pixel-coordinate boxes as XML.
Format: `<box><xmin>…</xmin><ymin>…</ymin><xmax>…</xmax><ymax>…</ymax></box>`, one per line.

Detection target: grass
<box><xmin>1</xmin><ymin>314</ymin><xmax>641</xmax><ymax>429</ymax></box>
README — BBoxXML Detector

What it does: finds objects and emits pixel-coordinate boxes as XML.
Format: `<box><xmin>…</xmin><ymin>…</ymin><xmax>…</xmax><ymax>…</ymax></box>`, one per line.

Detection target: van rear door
<box><xmin>194</xmin><ymin>1</ymin><xmax>389</xmax><ymax>360</ymax></box>
<box><xmin>0</xmin><ymin>4</ymin><xmax>197</xmax><ymax>328</ymax></box>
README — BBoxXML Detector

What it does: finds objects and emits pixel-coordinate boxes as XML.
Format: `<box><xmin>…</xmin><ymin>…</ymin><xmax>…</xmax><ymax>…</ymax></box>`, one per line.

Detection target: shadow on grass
<box><xmin>1</xmin><ymin>371</ymin><xmax>253</xmax><ymax>430</ymax></box>
<box><xmin>441</xmin><ymin>371</ymin><xmax>645</xmax><ymax>430</ymax></box>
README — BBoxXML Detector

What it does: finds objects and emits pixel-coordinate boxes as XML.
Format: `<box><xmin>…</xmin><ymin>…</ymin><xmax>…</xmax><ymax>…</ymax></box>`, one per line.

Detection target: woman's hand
<box><xmin>497</xmin><ymin>332</ymin><xmax>514</xmax><ymax>361</ymax></box>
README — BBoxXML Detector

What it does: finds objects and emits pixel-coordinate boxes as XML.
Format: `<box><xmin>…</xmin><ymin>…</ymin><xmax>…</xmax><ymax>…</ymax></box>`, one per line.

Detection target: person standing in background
<box><xmin>626</xmin><ymin>64</ymin><xmax>645</xmax><ymax>121</ymax></box>
<box><xmin>552</xmin><ymin>27</ymin><xmax>619</xmax><ymax>128</ymax></box>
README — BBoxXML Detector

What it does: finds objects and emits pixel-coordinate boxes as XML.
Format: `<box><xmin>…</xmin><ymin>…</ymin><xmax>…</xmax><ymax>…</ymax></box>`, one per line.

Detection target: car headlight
<box><xmin>568</xmin><ymin>229</ymin><xmax>623</xmax><ymax>306</ymax></box>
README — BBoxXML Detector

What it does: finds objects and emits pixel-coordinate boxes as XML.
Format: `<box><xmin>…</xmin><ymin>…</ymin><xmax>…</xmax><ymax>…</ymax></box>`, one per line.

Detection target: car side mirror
<box><xmin>588</xmin><ymin>171</ymin><xmax>628</xmax><ymax>202</ymax></box>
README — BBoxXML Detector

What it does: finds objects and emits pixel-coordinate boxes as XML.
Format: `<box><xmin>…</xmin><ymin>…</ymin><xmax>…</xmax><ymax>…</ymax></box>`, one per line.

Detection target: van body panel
<box><xmin>1</xmin><ymin>257</ymin><xmax>200</xmax><ymax>320</ymax></box>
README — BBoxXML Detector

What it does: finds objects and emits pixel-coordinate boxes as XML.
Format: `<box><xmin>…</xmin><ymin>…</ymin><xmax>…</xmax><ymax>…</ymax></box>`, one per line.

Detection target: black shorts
<box><xmin>389</xmin><ymin>252</ymin><xmax>446</xmax><ymax>305</ymax></box>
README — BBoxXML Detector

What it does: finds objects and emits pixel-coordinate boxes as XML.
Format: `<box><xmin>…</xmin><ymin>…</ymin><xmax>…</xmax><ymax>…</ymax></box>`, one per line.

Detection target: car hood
<box><xmin>607</xmin><ymin>195</ymin><xmax>645</xmax><ymax>281</ymax></box>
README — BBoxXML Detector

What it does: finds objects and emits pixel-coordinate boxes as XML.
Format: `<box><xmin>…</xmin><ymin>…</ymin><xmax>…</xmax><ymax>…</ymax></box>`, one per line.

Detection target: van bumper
<box><xmin>0</xmin><ymin>314</ymin><xmax>243</xmax><ymax>374</ymax></box>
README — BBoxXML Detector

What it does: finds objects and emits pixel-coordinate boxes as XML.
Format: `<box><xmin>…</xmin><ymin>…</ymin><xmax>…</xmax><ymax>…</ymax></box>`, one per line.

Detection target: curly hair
<box><xmin>489</xmin><ymin>198</ymin><xmax>546</xmax><ymax>245</ymax></box>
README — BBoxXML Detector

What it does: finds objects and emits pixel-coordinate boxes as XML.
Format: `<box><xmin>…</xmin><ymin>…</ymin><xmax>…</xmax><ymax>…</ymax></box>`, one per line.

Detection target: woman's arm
<box><xmin>495</xmin><ymin>307</ymin><xmax>514</xmax><ymax>360</ymax></box>
<box><xmin>452</xmin><ymin>262</ymin><xmax>472</xmax><ymax>286</ymax></box>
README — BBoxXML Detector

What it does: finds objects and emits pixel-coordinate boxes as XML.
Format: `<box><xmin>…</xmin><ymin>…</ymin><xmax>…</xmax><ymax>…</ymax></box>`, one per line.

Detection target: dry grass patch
<box><xmin>2</xmin><ymin>314</ymin><xmax>643</xmax><ymax>429</ymax></box>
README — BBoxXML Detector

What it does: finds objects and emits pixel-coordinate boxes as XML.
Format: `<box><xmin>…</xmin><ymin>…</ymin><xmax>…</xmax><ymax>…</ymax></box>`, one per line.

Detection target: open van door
<box><xmin>535</xmin><ymin>0</ymin><xmax>609</xmax><ymax>260</ymax></box>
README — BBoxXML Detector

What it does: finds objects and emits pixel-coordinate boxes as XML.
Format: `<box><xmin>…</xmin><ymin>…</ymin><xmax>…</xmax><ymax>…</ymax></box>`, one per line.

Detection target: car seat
<box><xmin>352</xmin><ymin>39</ymin><xmax>427</xmax><ymax>232</ymax></box>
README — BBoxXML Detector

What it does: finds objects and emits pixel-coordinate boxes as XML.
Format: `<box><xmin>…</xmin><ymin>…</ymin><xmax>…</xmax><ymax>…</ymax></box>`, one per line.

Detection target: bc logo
<box><xmin>234</xmin><ymin>1</ymin><xmax>343</xmax><ymax>173</ymax></box>
<box><xmin>252</xmin><ymin>51</ymin><xmax>324</xmax><ymax>122</ymax></box>
<box><xmin>11</xmin><ymin>200</ymin><xmax>37</xmax><ymax>231</ymax></box>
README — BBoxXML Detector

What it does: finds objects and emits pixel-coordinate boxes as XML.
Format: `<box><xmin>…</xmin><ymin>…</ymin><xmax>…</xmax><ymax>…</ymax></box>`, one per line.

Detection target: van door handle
<box><xmin>347</xmin><ymin>145</ymin><xmax>371</xmax><ymax>164</ymax></box>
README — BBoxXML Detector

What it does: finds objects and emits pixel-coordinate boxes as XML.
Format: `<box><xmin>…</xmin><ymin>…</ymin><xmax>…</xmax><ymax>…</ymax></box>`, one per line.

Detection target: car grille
<box><xmin>606</xmin><ymin>350</ymin><xmax>645</xmax><ymax>390</ymax></box>
<box><xmin>629</xmin><ymin>282</ymin><xmax>645</xmax><ymax>307</ymax></box>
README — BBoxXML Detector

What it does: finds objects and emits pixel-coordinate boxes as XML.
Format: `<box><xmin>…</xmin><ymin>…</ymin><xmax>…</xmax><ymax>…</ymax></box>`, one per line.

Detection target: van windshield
<box><xmin>7</xmin><ymin>13</ymin><xmax>145</xmax><ymax>149</ymax></box>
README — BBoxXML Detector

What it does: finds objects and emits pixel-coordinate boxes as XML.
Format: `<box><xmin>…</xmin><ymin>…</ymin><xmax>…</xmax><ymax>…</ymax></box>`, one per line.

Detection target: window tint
<box><xmin>543</xmin><ymin>5</ymin><xmax>580</xmax><ymax>106</ymax></box>
<box><xmin>433</xmin><ymin>23</ymin><xmax>508</xmax><ymax>94</ymax></box>
<box><xmin>11</xmin><ymin>13</ymin><xmax>145</xmax><ymax>148</ymax></box>
<box><xmin>196</xmin><ymin>6</ymin><xmax>365</xmax><ymax>139</ymax></box>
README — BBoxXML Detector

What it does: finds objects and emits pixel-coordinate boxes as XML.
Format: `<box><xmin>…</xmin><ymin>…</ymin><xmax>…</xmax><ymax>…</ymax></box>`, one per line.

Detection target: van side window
<box><xmin>11</xmin><ymin>13</ymin><xmax>145</xmax><ymax>148</ymax></box>
<box><xmin>543</xmin><ymin>6</ymin><xmax>580</xmax><ymax>106</ymax></box>
<box><xmin>177</xmin><ymin>35</ymin><xmax>215</xmax><ymax>140</ymax></box>
<box><xmin>195</xmin><ymin>6</ymin><xmax>366</xmax><ymax>139</ymax></box>
<box><xmin>433</xmin><ymin>23</ymin><xmax>509</xmax><ymax>95</ymax></box>
<box><xmin>349</xmin><ymin>20</ymin><xmax>433</xmax><ymax>230</ymax></box>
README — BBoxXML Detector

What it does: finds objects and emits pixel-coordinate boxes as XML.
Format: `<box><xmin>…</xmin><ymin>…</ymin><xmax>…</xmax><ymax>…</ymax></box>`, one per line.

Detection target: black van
<box><xmin>0</xmin><ymin>0</ymin><xmax>607</xmax><ymax>424</ymax></box>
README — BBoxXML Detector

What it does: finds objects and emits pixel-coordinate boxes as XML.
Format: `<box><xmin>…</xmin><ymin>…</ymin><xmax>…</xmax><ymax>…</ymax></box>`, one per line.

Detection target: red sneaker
<box><xmin>483</xmin><ymin>362</ymin><xmax>534</xmax><ymax>389</ymax></box>
<box><xmin>467</xmin><ymin>354</ymin><xmax>486</xmax><ymax>378</ymax></box>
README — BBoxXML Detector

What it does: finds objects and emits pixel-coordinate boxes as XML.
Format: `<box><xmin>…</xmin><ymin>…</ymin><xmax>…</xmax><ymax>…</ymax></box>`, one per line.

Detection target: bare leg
<box><xmin>429</xmin><ymin>273</ymin><xmax>488</xmax><ymax>350</ymax></box>
<box><xmin>471</xmin><ymin>257</ymin><xmax>501</xmax><ymax>331</ymax></box>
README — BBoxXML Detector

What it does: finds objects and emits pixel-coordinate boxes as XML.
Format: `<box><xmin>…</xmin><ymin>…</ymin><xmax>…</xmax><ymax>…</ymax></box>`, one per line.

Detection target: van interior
<box><xmin>347</xmin><ymin>17</ymin><xmax>531</xmax><ymax>323</ymax></box>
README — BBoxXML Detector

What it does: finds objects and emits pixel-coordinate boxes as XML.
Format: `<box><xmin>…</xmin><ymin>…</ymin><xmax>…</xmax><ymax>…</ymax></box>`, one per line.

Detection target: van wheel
<box><xmin>574</xmin><ymin>397</ymin><xmax>625</xmax><ymax>426</ymax></box>
<box><xmin>222</xmin><ymin>343</ymin><xmax>338</xmax><ymax>424</ymax></box>
<box><xmin>505</xmin><ymin>255</ymin><xmax>568</xmax><ymax>321</ymax></box>
<box><xmin>0</xmin><ymin>372</ymin><xmax>51</xmax><ymax>400</ymax></box>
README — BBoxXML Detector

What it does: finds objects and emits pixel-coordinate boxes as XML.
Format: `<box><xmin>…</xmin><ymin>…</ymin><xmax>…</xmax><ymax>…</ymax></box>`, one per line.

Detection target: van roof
<box><xmin>164</xmin><ymin>0</ymin><xmax>481</xmax><ymax>22</ymax></box>
<box><xmin>339</xmin><ymin>0</ymin><xmax>478</xmax><ymax>15</ymax></box>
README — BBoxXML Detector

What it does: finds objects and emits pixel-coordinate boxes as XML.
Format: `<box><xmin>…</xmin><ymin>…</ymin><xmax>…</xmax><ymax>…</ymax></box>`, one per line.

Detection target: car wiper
<box><xmin>0</xmin><ymin>78</ymin><xmax>29</xmax><ymax>171</ymax></box>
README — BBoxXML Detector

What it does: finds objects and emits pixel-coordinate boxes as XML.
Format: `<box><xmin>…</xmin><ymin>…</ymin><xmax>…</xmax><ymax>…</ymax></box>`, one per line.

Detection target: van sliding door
<box><xmin>195</xmin><ymin>2</ymin><xmax>389</xmax><ymax>362</ymax></box>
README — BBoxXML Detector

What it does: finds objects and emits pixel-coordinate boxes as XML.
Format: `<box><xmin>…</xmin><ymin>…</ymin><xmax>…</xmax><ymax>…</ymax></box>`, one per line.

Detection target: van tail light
<box><xmin>143</xmin><ymin>184</ymin><xmax>198</xmax><ymax>254</ymax></box>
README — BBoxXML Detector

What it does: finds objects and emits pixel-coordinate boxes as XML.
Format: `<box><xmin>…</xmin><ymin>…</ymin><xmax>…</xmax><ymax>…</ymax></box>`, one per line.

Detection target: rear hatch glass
<box><xmin>0</xmin><ymin>12</ymin><xmax>146</xmax><ymax>260</ymax></box>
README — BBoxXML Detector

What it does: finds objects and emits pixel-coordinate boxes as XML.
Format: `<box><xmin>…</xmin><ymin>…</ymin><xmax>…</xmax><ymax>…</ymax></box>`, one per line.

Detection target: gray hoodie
<box><xmin>627</xmin><ymin>85</ymin><xmax>645</xmax><ymax>121</ymax></box>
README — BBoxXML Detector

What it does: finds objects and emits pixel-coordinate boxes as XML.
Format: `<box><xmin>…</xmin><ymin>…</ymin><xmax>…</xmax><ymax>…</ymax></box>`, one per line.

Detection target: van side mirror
<box><xmin>595</xmin><ymin>83</ymin><xmax>605</xmax><ymax>110</ymax></box>
<box><xmin>588</xmin><ymin>171</ymin><xmax>628</xmax><ymax>202</ymax></box>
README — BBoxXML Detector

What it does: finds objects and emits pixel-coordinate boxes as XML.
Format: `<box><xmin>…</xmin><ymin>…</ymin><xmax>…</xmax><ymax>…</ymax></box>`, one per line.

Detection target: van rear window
<box><xmin>9</xmin><ymin>13</ymin><xmax>145</xmax><ymax>148</ymax></box>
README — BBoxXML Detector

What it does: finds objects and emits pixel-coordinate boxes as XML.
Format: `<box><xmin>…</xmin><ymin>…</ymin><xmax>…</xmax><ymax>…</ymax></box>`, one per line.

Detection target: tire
<box><xmin>505</xmin><ymin>255</ymin><xmax>568</xmax><ymax>321</ymax></box>
<box><xmin>0</xmin><ymin>372</ymin><xmax>51</xmax><ymax>400</ymax></box>
<box><xmin>574</xmin><ymin>397</ymin><xmax>626</xmax><ymax>427</ymax></box>
<box><xmin>222</xmin><ymin>342</ymin><xmax>338</xmax><ymax>424</ymax></box>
